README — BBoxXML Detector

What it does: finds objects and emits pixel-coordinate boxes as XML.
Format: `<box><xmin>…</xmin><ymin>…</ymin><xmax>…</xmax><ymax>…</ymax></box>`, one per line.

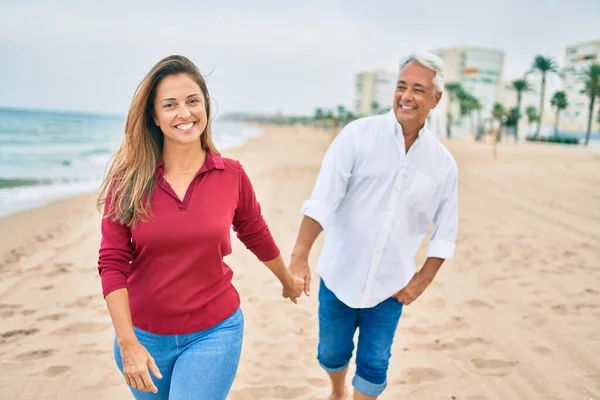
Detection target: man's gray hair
<box><xmin>399</xmin><ymin>52</ymin><xmax>445</xmax><ymax>93</ymax></box>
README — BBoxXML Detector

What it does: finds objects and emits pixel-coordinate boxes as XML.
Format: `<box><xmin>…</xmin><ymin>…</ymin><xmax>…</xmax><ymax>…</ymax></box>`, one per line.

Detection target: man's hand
<box><xmin>393</xmin><ymin>258</ymin><xmax>445</xmax><ymax>305</ymax></box>
<box><xmin>287</xmin><ymin>255</ymin><xmax>312</xmax><ymax>296</ymax></box>
<box><xmin>281</xmin><ymin>273</ymin><xmax>305</xmax><ymax>304</ymax></box>
<box><xmin>392</xmin><ymin>272</ymin><xmax>432</xmax><ymax>305</ymax></box>
<box><xmin>393</xmin><ymin>257</ymin><xmax>445</xmax><ymax>305</ymax></box>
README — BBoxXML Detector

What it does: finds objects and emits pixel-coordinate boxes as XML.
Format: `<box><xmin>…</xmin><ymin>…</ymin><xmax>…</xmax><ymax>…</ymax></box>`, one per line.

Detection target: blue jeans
<box><xmin>114</xmin><ymin>307</ymin><xmax>244</xmax><ymax>400</ymax></box>
<box><xmin>318</xmin><ymin>279</ymin><xmax>403</xmax><ymax>397</ymax></box>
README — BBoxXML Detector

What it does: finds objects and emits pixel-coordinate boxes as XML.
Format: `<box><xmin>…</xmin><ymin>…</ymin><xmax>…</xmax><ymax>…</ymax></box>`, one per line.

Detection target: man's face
<box><xmin>393</xmin><ymin>61</ymin><xmax>442</xmax><ymax>129</ymax></box>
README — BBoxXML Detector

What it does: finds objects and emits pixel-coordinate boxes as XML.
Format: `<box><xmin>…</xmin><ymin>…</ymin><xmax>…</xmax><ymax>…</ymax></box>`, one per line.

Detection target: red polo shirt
<box><xmin>98</xmin><ymin>153</ymin><xmax>280</xmax><ymax>334</ymax></box>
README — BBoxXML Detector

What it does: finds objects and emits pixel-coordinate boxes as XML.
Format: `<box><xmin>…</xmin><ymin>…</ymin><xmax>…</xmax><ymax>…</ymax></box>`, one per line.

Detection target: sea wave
<box><xmin>0</xmin><ymin>118</ymin><xmax>263</xmax><ymax>217</ymax></box>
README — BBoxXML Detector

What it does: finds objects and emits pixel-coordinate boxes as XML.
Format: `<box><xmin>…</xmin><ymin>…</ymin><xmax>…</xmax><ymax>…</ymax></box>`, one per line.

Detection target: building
<box><xmin>562</xmin><ymin>40</ymin><xmax>600</xmax><ymax>133</ymax></box>
<box><xmin>428</xmin><ymin>47</ymin><xmax>505</xmax><ymax>137</ymax></box>
<box><xmin>355</xmin><ymin>70</ymin><xmax>396</xmax><ymax>116</ymax></box>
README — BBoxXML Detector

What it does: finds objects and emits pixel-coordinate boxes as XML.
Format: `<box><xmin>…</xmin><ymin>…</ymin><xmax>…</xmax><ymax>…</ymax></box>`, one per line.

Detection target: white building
<box><xmin>562</xmin><ymin>40</ymin><xmax>600</xmax><ymax>133</ymax></box>
<box><xmin>428</xmin><ymin>47</ymin><xmax>505</xmax><ymax>138</ymax></box>
<box><xmin>355</xmin><ymin>70</ymin><xmax>396</xmax><ymax>116</ymax></box>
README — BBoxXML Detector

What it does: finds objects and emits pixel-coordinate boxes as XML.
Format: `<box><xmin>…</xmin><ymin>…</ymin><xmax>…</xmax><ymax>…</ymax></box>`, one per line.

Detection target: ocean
<box><xmin>0</xmin><ymin>108</ymin><xmax>262</xmax><ymax>217</ymax></box>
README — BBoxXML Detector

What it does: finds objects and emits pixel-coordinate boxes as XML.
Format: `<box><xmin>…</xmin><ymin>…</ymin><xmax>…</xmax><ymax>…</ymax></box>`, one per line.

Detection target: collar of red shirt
<box><xmin>156</xmin><ymin>151</ymin><xmax>225</xmax><ymax>178</ymax></box>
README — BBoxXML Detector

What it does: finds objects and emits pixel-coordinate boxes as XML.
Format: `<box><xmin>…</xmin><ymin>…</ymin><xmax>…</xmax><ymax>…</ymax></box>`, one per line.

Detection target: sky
<box><xmin>0</xmin><ymin>0</ymin><xmax>598</xmax><ymax>117</ymax></box>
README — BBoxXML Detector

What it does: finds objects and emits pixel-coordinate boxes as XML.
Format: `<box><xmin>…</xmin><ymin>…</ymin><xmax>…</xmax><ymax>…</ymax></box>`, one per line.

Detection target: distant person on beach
<box><xmin>96</xmin><ymin>55</ymin><xmax>304</xmax><ymax>400</ymax></box>
<box><xmin>288</xmin><ymin>52</ymin><xmax>458</xmax><ymax>400</ymax></box>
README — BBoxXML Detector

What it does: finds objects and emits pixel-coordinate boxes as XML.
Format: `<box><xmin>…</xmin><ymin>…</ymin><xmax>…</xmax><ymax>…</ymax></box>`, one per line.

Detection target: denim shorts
<box><xmin>317</xmin><ymin>279</ymin><xmax>403</xmax><ymax>397</ymax></box>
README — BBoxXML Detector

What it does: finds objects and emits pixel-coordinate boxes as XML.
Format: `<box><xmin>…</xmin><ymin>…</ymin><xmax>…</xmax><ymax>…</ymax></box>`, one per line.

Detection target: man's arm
<box><xmin>289</xmin><ymin>124</ymin><xmax>358</xmax><ymax>294</ymax></box>
<box><xmin>288</xmin><ymin>216</ymin><xmax>323</xmax><ymax>295</ymax></box>
<box><xmin>394</xmin><ymin>164</ymin><xmax>459</xmax><ymax>305</ymax></box>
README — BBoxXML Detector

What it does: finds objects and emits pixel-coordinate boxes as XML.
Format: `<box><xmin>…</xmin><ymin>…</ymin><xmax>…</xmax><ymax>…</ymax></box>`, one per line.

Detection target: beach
<box><xmin>0</xmin><ymin>124</ymin><xmax>599</xmax><ymax>399</ymax></box>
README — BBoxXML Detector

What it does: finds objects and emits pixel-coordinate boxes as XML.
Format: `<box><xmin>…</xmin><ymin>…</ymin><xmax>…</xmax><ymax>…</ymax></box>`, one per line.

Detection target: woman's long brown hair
<box><xmin>97</xmin><ymin>55</ymin><xmax>219</xmax><ymax>227</ymax></box>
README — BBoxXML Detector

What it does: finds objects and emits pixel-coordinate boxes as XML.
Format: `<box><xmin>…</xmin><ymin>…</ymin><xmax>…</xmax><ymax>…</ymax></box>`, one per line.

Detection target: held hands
<box><xmin>119</xmin><ymin>340</ymin><xmax>162</xmax><ymax>393</ymax></box>
<box><xmin>282</xmin><ymin>273</ymin><xmax>305</xmax><ymax>304</ymax></box>
<box><xmin>282</xmin><ymin>255</ymin><xmax>312</xmax><ymax>303</ymax></box>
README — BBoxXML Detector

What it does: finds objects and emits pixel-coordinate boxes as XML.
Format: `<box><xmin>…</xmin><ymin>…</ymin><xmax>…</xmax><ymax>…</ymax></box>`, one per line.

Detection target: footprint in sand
<box><xmin>0</xmin><ymin>303</ymin><xmax>21</xmax><ymax>310</ymax></box>
<box><xmin>395</xmin><ymin>367</ymin><xmax>444</xmax><ymax>384</ymax></box>
<box><xmin>78</xmin><ymin>348</ymin><xmax>110</xmax><ymax>355</ymax></box>
<box><xmin>408</xmin><ymin>316</ymin><xmax>469</xmax><ymax>336</ymax></box>
<box><xmin>37</xmin><ymin>313</ymin><xmax>67</xmax><ymax>322</ymax></box>
<box><xmin>15</xmin><ymin>349</ymin><xmax>55</xmax><ymax>361</ymax></box>
<box><xmin>40</xmin><ymin>285</ymin><xmax>54</xmax><ymax>291</ymax></box>
<box><xmin>551</xmin><ymin>304</ymin><xmax>569</xmax><ymax>316</ymax></box>
<box><xmin>471</xmin><ymin>358</ymin><xmax>518</xmax><ymax>376</ymax></box>
<box><xmin>521</xmin><ymin>313</ymin><xmax>548</xmax><ymax>328</ymax></box>
<box><xmin>52</xmin><ymin>322</ymin><xmax>112</xmax><ymax>335</ymax></box>
<box><xmin>47</xmin><ymin>262</ymin><xmax>74</xmax><ymax>277</ymax></box>
<box><xmin>0</xmin><ymin>311</ymin><xmax>15</xmax><ymax>318</ymax></box>
<box><xmin>412</xmin><ymin>337</ymin><xmax>488</xmax><ymax>351</ymax></box>
<box><xmin>465</xmin><ymin>299</ymin><xmax>494</xmax><ymax>309</ymax></box>
<box><xmin>1</xmin><ymin>328</ymin><xmax>39</xmax><ymax>339</ymax></box>
<box><xmin>532</xmin><ymin>345</ymin><xmax>552</xmax><ymax>356</ymax></box>
<box><xmin>44</xmin><ymin>365</ymin><xmax>71</xmax><ymax>377</ymax></box>
<box><xmin>66</xmin><ymin>295</ymin><xmax>96</xmax><ymax>309</ymax></box>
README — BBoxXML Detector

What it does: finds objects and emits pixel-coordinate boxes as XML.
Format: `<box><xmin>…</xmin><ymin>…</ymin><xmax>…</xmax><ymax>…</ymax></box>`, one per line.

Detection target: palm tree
<box><xmin>445</xmin><ymin>82</ymin><xmax>463</xmax><ymax>138</ymax></box>
<box><xmin>580</xmin><ymin>62</ymin><xmax>600</xmax><ymax>146</ymax></box>
<box><xmin>550</xmin><ymin>91</ymin><xmax>569</xmax><ymax>136</ymax></box>
<box><xmin>525</xmin><ymin>106</ymin><xmax>538</xmax><ymax>136</ymax></box>
<box><xmin>511</xmin><ymin>78</ymin><xmax>531</xmax><ymax>140</ymax></box>
<box><xmin>336</xmin><ymin>105</ymin><xmax>346</xmax><ymax>127</ymax></box>
<box><xmin>458</xmin><ymin>91</ymin><xmax>480</xmax><ymax>138</ymax></box>
<box><xmin>371</xmin><ymin>101</ymin><xmax>380</xmax><ymax>114</ymax></box>
<box><xmin>472</xmin><ymin>99</ymin><xmax>483</xmax><ymax>140</ymax></box>
<box><xmin>492</xmin><ymin>103</ymin><xmax>507</xmax><ymax>140</ymax></box>
<box><xmin>528</xmin><ymin>56</ymin><xmax>561</xmax><ymax>138</ymax></box>
<box><xmin>314</xmin><ymin>107</ymin><xmax>324</xmax><ymax>120</ymax></box>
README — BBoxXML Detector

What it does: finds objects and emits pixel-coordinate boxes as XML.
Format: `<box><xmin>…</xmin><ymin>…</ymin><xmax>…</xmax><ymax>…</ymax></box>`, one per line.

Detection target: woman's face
<box><xmin>153</xmin><ymin>73</ymin><xmax>208</xmax><ymax>147</ymax></box>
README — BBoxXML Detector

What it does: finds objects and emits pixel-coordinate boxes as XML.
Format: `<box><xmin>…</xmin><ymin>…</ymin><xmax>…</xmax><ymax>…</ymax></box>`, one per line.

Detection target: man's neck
<box><xmin>400</xmin><ymin>122</ymin><xmax>424</xmax><ymax>152</ymax></box>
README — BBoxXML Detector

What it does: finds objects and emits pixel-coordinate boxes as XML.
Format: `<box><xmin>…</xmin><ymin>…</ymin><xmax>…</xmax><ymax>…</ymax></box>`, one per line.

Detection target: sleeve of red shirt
<box><xmin>232</xmin><ymin>164</ymin><xmax>280</xmax><ymax>262</ymax></box>
<box><xmin>97</xmin><ymin>190</ymin><xmax>134</xmax><ymax>298</ymax></box>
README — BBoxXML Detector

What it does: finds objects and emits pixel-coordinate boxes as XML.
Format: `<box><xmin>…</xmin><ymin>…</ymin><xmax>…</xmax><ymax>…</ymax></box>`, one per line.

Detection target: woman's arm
<box><xmin>231</xmin><ymin>162</ymin><xmax>304</xmax><ymax>302</ymax></box>
<box><xmin>105</xmin><ymin>288</ymin><xmax>162</xmax><ymax>393</ymax></box>
<box><xmin>98</xmin><ymin>196</ymin><xmax>161</xmax><ymax>393</ymax></box>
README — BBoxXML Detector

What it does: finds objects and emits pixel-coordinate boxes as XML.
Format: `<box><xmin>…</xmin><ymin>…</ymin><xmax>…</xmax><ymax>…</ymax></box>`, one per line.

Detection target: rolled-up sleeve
<box><xmin>232</xmin><ymin>164</ymin><xmax>280</xmax><ymax>262</ymax></box>
<box><xmin>426</xmin><ymin>164</ymin><xmax>458</xmax><ymax>259</ymax></box>
<box><xmin>301</xmin><ymin>124</ymin><xmax>357</xmax><ymax>230</ymax></box>
<box><xmin>98</xmin><ymin>194</ymin><xmax>133</xmax><ymax>298</ymax></box>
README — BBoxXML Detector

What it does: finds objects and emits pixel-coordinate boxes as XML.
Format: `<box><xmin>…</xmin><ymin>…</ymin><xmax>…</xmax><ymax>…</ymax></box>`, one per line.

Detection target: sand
<box><xmin>0</xmin><ymin>124</ymin><xmax>599</xmax><ymax>399</ymax></box>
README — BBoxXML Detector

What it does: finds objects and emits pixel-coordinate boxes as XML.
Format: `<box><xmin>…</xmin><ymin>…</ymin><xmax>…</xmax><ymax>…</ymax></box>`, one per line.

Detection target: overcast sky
<box><xmin>0</xmin><ymin>0</ymin><xmax>598</xmax><ymax>117</ymax></box>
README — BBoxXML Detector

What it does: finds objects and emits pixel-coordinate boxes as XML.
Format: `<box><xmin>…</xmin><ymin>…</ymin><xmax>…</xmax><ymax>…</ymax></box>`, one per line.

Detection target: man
<box><xmin>288</xmin><ymin>52</ymin><xmax>458</xmax><ymax>399</ymax></box>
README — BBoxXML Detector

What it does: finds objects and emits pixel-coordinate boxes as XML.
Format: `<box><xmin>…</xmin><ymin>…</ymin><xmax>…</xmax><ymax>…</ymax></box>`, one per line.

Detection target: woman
<box><xmin>97</xmin><ymin>55</ymin><xmax>304</xmax><ymax>400</ymax></box>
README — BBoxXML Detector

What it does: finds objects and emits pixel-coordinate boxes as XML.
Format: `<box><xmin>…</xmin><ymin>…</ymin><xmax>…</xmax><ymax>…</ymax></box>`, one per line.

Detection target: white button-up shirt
<box><xmin>302</xmin><ymin>110</ymin><xmax>458</xmax><ymax>308</ymax></box>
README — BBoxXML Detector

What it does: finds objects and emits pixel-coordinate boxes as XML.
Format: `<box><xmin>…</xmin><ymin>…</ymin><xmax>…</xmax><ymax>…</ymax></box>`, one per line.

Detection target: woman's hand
<box><xmin>282</xmin><ymin>272</ymin><xmax>305</xmax><ymax>304</ymax></box>
<box><xmin>119</xmin><ymin>340</ymin><xmax>163</xmax><ymax>393</ymax></box>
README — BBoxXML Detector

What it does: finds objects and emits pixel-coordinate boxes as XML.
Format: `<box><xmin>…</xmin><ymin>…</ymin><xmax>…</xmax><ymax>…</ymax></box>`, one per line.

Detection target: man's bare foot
<box><xmin>328</xmin><ymin>388</ymin><xmax>348</xmax><ymax>400</ymax></box>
